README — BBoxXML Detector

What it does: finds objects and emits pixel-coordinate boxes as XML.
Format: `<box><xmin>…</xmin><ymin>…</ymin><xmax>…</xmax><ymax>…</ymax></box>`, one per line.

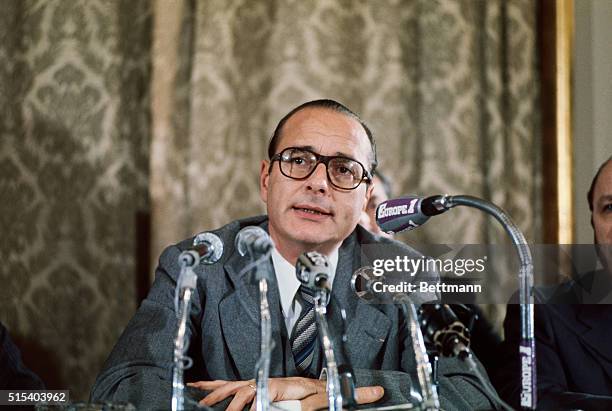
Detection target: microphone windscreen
<box><xmin>296</xmin><ymin>251</ymin><xmax>330</xmax><ymax>289</ymax></box>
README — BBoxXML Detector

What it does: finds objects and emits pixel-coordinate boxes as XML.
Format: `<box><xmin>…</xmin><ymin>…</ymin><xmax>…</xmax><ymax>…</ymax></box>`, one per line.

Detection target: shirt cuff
<box><xmin>272</xmin><ymin>400</ymin><xmax>301</xmax><ymax>411</ymax></box>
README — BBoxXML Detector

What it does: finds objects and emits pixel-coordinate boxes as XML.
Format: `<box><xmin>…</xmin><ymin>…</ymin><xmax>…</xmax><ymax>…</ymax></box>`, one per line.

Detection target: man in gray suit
<box><xmin>91</xmin><ymin>100</ymin><xmax>497</xmax><ymax>410</ymax></box>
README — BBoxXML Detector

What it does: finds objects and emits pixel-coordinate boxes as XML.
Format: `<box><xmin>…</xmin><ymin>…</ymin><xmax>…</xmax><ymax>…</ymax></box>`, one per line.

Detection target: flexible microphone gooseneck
<box><xmin>377</xmin><ymin>194</ymin><xmax>536</xmax><ymax>410</ymax></box>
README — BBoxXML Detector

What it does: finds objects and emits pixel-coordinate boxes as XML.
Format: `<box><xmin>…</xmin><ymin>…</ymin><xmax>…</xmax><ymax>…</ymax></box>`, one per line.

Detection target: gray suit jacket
<box><xmin>91</xmin><ymin>215</ymin><xmax>497</xmax><ymax>410</ymax></box>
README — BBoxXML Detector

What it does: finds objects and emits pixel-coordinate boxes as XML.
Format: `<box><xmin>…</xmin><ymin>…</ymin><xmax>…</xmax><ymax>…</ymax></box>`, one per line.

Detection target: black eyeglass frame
<box><xmin>269</xmin><ymin>146</ymin><xmax>373</xmax><ymax>190</ymax></box>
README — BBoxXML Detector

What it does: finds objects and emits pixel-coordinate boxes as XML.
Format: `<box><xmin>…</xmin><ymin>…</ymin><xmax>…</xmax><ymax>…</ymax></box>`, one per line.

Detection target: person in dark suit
<box><xmin>0</xmin><ymin>321</ymin><xmax>45</xmax><ymax>390</ymax></box>
<box><xmin>498</xmin><ymin>155</ymin><xmax>612</xmax><ymax>410</ymax></box>
<box><xmin>91</xmin><ymin>100</ymin><xmax>498</xmax><ymax>410</ymax></box>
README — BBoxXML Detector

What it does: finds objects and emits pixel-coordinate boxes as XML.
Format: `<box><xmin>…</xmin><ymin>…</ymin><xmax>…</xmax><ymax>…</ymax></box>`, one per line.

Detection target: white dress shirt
<box><xmin>269</xmin><ymin>246</ymin><xmax>339</xmax><ymax>411</ymax></box>
<box><xmin>271</xmin><ymin>246</ymin><xmax>339</xmax><ymax>336</ymax></box>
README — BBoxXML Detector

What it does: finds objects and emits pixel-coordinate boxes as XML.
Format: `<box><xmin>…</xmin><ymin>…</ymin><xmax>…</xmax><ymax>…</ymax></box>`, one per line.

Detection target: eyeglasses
<box><xmin>269</xmin><ymin>147</ymin><xmax>373</xmax><ymax>190</ymax></box>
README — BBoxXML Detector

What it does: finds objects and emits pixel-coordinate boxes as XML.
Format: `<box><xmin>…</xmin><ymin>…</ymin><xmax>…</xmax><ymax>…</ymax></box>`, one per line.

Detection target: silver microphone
<box><xmin>179</xmin><ymin>232</ymin><xmax>224</xmax><ymax>267</ymax></box>
<box><xmin>350</xmin><ymin>266</ymin><xmax>379</xmax><ymax>300</ymax></box>
<box><xmin>235</xmin><ymin>226</ymin><xmax>274</xmax><ymax>257</ymax></box>
<box><xmin>296</xmin><ymin>251</ymin><xmax>343</xmax><ymax>409</ymax></box>
<box><xmin>296</xmin><ymin>251</ymin><xmax>332</xmax><ymax>294</ymax></box>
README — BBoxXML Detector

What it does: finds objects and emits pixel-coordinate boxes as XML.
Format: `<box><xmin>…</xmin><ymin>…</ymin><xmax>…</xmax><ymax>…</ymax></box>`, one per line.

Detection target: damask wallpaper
<box><xmin>0</xmin><ymin>0</ymin><xmax>151</xmax><ymax>399</ymax></box>
<box><xmin>0</xmin><ymin>0</ymin><xmax>540</xmax><ymax>402</ymax></box>
<box><xmin>153</xmin><ymin>0</ymin><xmax>540</xmax><ymax>252</ymax></box>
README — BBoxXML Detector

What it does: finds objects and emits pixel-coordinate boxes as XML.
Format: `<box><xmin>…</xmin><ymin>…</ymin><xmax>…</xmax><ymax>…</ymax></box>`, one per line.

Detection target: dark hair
<box><xmin>267</xmin><ymin>99</ymin><xmax>378</xmax><ymax>174</ymax></box>
<box><xmin>587</xmin><ymin>155</ymin><xmax>612</xmax><ymax>211</ymax></box>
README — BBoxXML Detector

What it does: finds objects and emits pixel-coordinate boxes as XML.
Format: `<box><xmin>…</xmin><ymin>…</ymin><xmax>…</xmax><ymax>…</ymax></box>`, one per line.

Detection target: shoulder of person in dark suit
<box><xmin>495</xmin><ymin>273</ymin><xmax>612</xmax><ymax>410</ymax></box>
<box><xmin>0</xmin><ymin>321</ymin><xmax>45</xmax><ymax>390</ymax></box>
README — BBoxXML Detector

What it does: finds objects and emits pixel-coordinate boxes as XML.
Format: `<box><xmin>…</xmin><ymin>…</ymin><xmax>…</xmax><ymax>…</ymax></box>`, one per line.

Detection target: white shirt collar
<box><xmin>271</xmin><ymin>246</ymin><xmax>339</xmax><ymax>319</ymax></box>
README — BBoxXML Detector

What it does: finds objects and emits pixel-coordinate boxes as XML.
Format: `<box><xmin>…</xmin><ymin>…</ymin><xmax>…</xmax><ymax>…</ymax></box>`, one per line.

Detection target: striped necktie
<box><xmin>290</xmin><ymin>285</ymin><xmax>317</xmax><ymax>375</ymax></box>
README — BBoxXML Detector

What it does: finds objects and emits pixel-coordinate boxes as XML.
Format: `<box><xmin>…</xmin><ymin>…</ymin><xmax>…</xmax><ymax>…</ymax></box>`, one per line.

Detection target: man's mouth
<box><xmin>292</xmin><ymin>205</ymin><xmax>333</xmax><ymax>217</ymax></box>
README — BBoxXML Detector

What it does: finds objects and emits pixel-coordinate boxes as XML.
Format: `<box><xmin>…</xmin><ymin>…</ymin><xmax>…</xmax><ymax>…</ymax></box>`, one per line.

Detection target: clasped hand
<box><xmin>188</xmin><ymin>377</ymin><xmax>384</xmax><ymax>411</ymax></box>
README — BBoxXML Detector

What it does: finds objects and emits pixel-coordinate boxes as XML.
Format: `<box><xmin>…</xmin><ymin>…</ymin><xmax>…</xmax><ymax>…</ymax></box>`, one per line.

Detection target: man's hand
<box><xmin>188</xmin><ymin>377</ymin><xmax>321</xmax><ymax>410</ymax></box>
<box><xmin>188</xmin><ymin>377</ymin><xmax>384</xmax><ymax>411</ymax></box>
<box><xmin>300</xmin><ymin>385</ymin><xmax>385</xmax><ymax>411</ymax></box>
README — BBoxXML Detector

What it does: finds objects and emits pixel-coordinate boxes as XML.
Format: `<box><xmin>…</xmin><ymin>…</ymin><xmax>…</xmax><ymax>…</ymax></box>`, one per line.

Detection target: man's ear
<box><xmin>260</xmin><ymin>160</ymin><xmax>270</xmax><ymax>204</ymax></box>
<box><xmin>363</xmin><ymin>183</ymin><xmax>374</xmax><ymax>212</ymax></box>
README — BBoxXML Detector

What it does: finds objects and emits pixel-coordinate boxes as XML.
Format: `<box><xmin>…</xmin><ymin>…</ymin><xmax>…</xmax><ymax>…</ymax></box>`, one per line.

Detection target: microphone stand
<box><xmin>337</xmin><ymin>307</ymin><xmax>357</xmax><ymax>409</ymax></box>
<box><xmin>394</xmin><ymin>294</ymin><xmax>440</xmax><ymax>411</ymax></box>
<box><xmin>172</xmin><ymin>252</ymin><xmax>200</xmax><ymax>411</ymax></box>
<box><xmin>435</xmin><ymin>195</ymin><xmax>536</xmax><ymax>410</ymax></box>
<box><xmin>235</xmin><ymin>226</ymin><xmax>276</xmax><ymax>411</ymax></box>
<box><xmin>350</xmin><ymin>269</ymin><xmax>431</xmax><ymax>411</ymax></box>
<box><xmin>314</xmin><ymin>288</ymin><xmax>343</xmax><ymax>410</ymax></box>
<box><xmin>171</xmin><ymin>233</ymin><xmax>223</xmax><ymax>411</ymax></box>
<box><xmin>419</xmin><ymin>304</ymin><xmax>513</xmax><ymax>411</ymax></box>
<box><xmin>253</xmin><ymin>260</ymin><xmax>274</xmax><ymax>411</ymax></box>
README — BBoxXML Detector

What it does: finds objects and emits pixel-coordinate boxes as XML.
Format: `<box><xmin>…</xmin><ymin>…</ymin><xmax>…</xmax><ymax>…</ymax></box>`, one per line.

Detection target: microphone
<box><xmin>235</xmin><ymin>226</ymin><xmax>274</xmax><ymax>257</ymax></box>
<box><xmin>178</xmin><ymin>232</ymin><xmax>224</xmax><ymax>267</ymax></box>
<box><xmin>419</xmin><ymin>304</ymin><xmax>515</xmax><ymax>411</ymax></box>
<box><xmin>418</xmin><ymin>303</ymin><xmax>471</xmax><ymax>359</ymax></box>
<box><xmin>376</xmin><ymin>195</ymin><xmax>449</xmax><ymax>234</ymax></box>
<box><xmin>295</xmin><ymin>251</ymin><xmax>332</xmax><ymax>294</ymax></box>
<box><xmin>297</xmin><ymin>252</ymin><xmax>355</xmax><ymax>408</ymax></box>
<box><xmin>350</xmin><ymin>266</ymin><xmax>379</xmax><ymax>302</ymax></box>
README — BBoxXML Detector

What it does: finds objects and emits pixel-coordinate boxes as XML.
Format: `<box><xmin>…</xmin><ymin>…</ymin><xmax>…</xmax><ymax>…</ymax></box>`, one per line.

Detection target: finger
<box><xmin>269</xmin><ymin>377</ymin><xmax>322</xmax><ymax>401</ymax></box>
<box><xmin>300</xmin><ymin>393</ymin><xmax>328</xmax><ymax>411</ymax></box>
<box><xmin>199</xmin><ymin>382</ymin><xmax>240</xmax><ymax>406</ymax></box>
<box><xmin>200</xmin><ymin>380</ymin><xmax>253</xmax><ymax>406</ymax></box>
<box><xmin>355</xmin><ymin>385</ymin><xmax>385</xmax><ymax>404</ymax></box>
<box><xmin>226</xmin><ymin>386</ymin><xmax>256</xmax><ymax>411</ymax></box>
<box><xmin>187</xmin><ymin>380</ymin><xmax>227</xmax><ymax>390</ymax></box>
<box><xmin>310</xmin><ymin>378</ymin><xmax>326</xmax><ymax>393</ymax></box>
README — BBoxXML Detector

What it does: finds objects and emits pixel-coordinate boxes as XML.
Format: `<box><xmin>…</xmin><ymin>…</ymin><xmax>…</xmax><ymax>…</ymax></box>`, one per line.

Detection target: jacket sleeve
<box><xmin>90</xmin><ymin>245</ymin><xmax>204</xmax><ymax>410</ymax></box>
<box><xmin>395</xmin><ymin>303</ymin><xmax>499</xmax><ymax>411</ymax></box>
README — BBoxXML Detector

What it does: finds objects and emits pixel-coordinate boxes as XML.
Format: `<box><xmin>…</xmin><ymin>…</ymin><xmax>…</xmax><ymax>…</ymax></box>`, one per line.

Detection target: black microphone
<box><xmin>419</xmin><ymin>304</ymin><xmax>514</xmax><ymax>411</ymax></box>
<box><xmin>235</xmin><ymin>226</ymin><xmax>274</xmax><ymax>257</ymax></box>
<box><xmin>376</xmin><ymin>195</ymin><xmax>449</xmax><ymax>234</ymax></box>
<box><xmin>295</xmin><ymin>251</ymin><xmax>331</xmax><ymax>295</ymax></box>
<box><xmin>178</xmin><ymin>232</ymin><xmax>224</xmax><ymax>267</ymax></box>
<box><xmin>418</xmin><ymin>303</ymin><xmax>471</xmax><ymax>359</ymax></box>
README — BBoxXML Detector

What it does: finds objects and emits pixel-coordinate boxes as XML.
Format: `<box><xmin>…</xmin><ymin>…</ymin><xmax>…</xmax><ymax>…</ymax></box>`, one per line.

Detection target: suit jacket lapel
<box><xmin>218</xmin><ymin>225</ymin><xmax>393</xmax><ymax>378</ymax></box>
<box><xmin>219</xmin><ymin>235</ymin><xmax>286</xmax><ymax>379</ymax></box>
<box><xmin>317</xmin><ymin>231</ymin><xmax>392</xmax><ymax>371</ymax></box>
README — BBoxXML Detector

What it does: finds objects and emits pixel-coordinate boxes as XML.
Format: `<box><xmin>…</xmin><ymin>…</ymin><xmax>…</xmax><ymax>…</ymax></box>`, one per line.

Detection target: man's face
<box><xmin>592</xmin><ymin>160</ymin><xmax>612</xmax><ymax>245</ymax></box>
<box><xmin>592</xmin><ymin>160</ymin><xmax>612</xmax><ymax>271</ymax></box>
<box><xmin>359</xmin><ymin>176</ymin><xmax>391</xmax><ymax>237</ymax></box>
<box><xmin>260</xmin><ymin>107</ymin><xmax>373</xmax><ymax>257</ymax></box>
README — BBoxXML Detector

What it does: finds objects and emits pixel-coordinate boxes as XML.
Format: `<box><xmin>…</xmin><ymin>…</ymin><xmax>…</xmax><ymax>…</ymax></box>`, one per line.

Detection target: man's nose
<box><xmin>306</xmin><ymin>163</ymin><xmax>329</xmax><ymax>194</ymax></box>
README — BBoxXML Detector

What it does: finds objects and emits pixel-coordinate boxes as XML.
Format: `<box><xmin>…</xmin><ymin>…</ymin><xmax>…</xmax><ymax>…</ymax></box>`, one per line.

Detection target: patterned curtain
<box><xmin>0</xmin><ymin>0</ymin><xmax>150</xmax><ymax>399</ymax></box>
